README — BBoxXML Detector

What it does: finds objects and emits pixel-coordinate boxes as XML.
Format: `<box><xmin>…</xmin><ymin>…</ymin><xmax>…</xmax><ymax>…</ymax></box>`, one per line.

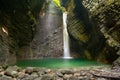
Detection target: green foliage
<box><xmin>53</xmin><ymin>0</ymin><xmax>61</xmax><ymax>8</ymax></box>
<box><xmin>53</xmin><ymin>0</ymin><xmax>66</xmax><ymax>12</ymax></box>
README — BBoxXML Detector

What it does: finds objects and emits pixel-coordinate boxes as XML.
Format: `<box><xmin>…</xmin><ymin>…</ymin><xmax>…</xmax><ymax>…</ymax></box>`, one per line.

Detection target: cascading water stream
<box><xmin>63</xmin><ymin>12</ymin><xmax>72</xmax><ymax>59</ymax></box>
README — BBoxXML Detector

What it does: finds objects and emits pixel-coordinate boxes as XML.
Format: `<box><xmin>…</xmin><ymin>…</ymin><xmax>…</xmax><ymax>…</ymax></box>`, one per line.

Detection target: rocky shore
<box><xmin>0</xmin><ymin>66</ymin><xmax>120</xmax><ymax>80</ymax></box>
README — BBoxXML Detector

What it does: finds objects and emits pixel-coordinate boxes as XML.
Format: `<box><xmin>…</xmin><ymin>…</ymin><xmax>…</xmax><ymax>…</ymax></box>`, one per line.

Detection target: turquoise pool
<box><xmin>15</xmin><ymin>58</ymin><xmax>108</xmax><ymax>68</ymax></box>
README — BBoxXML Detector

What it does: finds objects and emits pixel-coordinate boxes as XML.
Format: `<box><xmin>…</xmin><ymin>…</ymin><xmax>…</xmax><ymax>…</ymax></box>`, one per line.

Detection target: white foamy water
<box><xmin>63</xmin><ymin>12</ymin><xmax>72</xmax><ymax>59</ymax></box>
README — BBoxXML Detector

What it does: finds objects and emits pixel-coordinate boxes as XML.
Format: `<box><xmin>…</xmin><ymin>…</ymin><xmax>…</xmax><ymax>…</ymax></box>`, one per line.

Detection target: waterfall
<box><xmin>63</xmin><ymin>12</ymin><xmax>72</xmax><ymax>59</ymax></box>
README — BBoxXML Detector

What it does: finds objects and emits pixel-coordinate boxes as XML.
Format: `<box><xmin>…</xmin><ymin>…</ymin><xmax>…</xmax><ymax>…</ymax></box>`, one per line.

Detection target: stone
<box><xmin>0</xmin><ymin>71</ymin><xmax>4</xmax><ymax>77</ymax></box>
<box><xmin>23</xmin><ymin>75</ymin><xmax>36</xmax><ymax>80</ymax></box>
<box><xmin>96</xmin><ymin>78</ymin><xmax>107</xmax><ymax>80</ymax></box>
<box><xmin>13</xmin><ymin>78</ymin><xmax>17</xmax><ymax>80</ymax></box>
<box><xmin>34</xmin><ymin>77</ymin><xmax>42</xmax><ymax>80</ymax></box>
<box><xmin>13</xmin><ymin>66</ymin><xmax>21</xmax><ymax>71</ymax></box>
<box><xmin>0</xmin><ymin>66</ymin><xmax>3</xmax><ymax>72</ymax></box>
<box><xmin>37</xmin><ymin>69</ymin><xmax>46</xmax><ymax>76</ymax></box>
<box><xmin>112</xmin><ymin>57</ymin><xmax>120</xmax><ymax>72</ymax></box>
<box><xmin>17</xmin><ymin>74</ymin><xmax>25</xmax><ymax>79</ymax></box>
<box><xmin>30</xmin><ymin>72</ymin><xmax>38</xmax><ymax>78</ymax></box>
<box><xmin>2</xmin><ymin>65</ymin><xmax>8</xmax><ymax>70</ymax></box>
<box><xmin>61</xmin><ymin>70</ymin><xmax>74</xmax><ymax>75</ymax></box>
<box><xmin>17</xmin><ymin>70</ymin><xmax>26</xmax><ymax>79</ymax></box>
<box><xmin>38</xmin><ymin>71</ymin><xmax>45</xmax><ymax>76</ymax></box>
<box><xmin>56</xmin><ymin>78</ymin><xmax>63</xmax><ymax>80</ymax></box>
<box><xmin>54</xmin><ymin>76</ymin><xmax>63</xmax><ymax>80</ymax></box>
<box><xmin>4</xmin><ymin>66</ymin><xmax>18</xmax><ymax>78</ymax></box>
<box><xmin>78</xmin><ymin>76</ymin><xmax>90</xmax><ymax>80</ymax></box>
<box><xmin>69</xmin><ymin>76</ymin><xmax>79</xmax><ymax>80</ymax></box>
<box><xmin>5</xmin><ymin>70</ymin><xmax>18</xmax><ymax>78</ymax></box>
<box><xmin>25</xmin><ymin>67</ymin><xmax>34</xmax><ymax>74</ymax></box>
<box><xmin>5</xmin><ymin>66</ymin><xmax>20</xmax><ymax>72</ymax></box>
<box><xmin>0</xmin><ymin>75</ymin><xmax>13</xmax><ymax>80</ymax></box>
<box><xmin>45</xmin><ymin>69</ymin><xmax>51</xmax><ymax>73</ymax></box>
<box><xmin>74</xmin><ymin>72</ymin><xmax>81</xmax><ymax>77</ymax></box>
<box><xmin>33</xmin><ymin>67</ymin><xmax>41</xmax><ymax>72</ymax></box>
<box><xmin>20</xmin><ymin>74</ymin><xmax>31</xmax><ymax>80</ymax></box>
<box><xmin>117</xmin><ymin>50</ymin><xmax>120</xmax><ymax>55</ymax></box>
<box><xmin>56</xmin><ymin>72</ymin><xmax>63</xmax><ymax>77</ymax></box>
<box><xmin>0</xmin><ymin>66</ymin><xmax>118</xmax><ymax>80</ymax></box>
<box><xmin>63</xmin><ymin>74</ymin><xmax>72</xmax><ymax>80</ymax></box>
<box><xmin>41</xmin><ymin>74</ymin><xmax>54</xmax><ymax>80</ymax></box>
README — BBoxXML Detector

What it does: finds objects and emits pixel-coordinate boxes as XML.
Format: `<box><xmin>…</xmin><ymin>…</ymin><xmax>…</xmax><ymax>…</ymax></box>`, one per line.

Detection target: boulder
<box><xmin>4</xmin><ymin>66</ymin><xmax>19</xmax><ymax>78</ymax></box>
<box><xmin>112</xmin><ymin>57</ymin><xmax>120</xmax><ymax>72</ymax></box>
<box><xmin>56</xmin><ymin>72</ymin><xmax>63</xmax><ymax>77</ymax></box>
<box><xmin>0</xmin><ymin>66</ymin><xmax>3</xmax><ymax>72</ymax></box>
<box><xmin>30</xmin><ymin>72</ymin><xmax>38</xmax><ymax>78</ymax></box>
<box><xmin>41</xmin><ymin>74</ymin><xmax>54</xmax><ymax>80</ymax></box>
<box><xmin>34</xmin><ymin>77</ymin><xmax>42</xmax><ymax>80</ymax></box>
<box><xmin>25</xmin><ymin>67</ymin><xmax>34</xmax><ymax>74</ymax></box>
<box><xmin>69</xmin><ymin>76</ymin><xmax>79</xmax><ymax>80</ymax></box>
<box><xmin>0</xmin><ymin>75</ymin><xmax>13</xmax><ymax>80</ymax></box>
<box><xmin>61</xmin><ymin>70</ymin><xmax>74</xmax><ymax>75</ymax></box>
<box><xmin>63</xmin><ymin>74</ymin><xmax>72</xmax><ymax>80</ymax></box>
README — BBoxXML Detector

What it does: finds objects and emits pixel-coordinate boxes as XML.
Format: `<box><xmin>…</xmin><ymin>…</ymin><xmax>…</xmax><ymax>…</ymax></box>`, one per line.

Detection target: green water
<box><xmin>15</xmin><ymin>58</ymin><xmax>107</xmax><ymax>68</ymax></box>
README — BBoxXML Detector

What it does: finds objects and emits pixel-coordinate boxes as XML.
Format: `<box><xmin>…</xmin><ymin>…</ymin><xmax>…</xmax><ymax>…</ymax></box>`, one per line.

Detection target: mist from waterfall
<box><xmin>63</xmin><ymin>12</ymin><xmax>71</xmax><ymax>59</ymax></box>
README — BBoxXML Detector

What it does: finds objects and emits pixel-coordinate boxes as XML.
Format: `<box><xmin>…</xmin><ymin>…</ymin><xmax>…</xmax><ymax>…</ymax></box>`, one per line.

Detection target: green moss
<box><xmin>53</xmin><ymin>0</ymin><xmax>61</xmax><ymax>8</ymax></box>
<box><xmin>53</xmin><ymin>0</ymin><xmax>66</xmax><ymax>12</ymax></box>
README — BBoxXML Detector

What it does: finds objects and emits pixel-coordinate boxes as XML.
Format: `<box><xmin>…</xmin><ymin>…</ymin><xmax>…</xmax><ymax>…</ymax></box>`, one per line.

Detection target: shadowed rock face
<box><xmin>65</xmin><ymin>0</ymin><xmax>105</xmax><ymax>60</ymax></box>
<box><xmin>82</xmin><ymin>0</ymin><xmax>120</xmax><ymax>66</ymax></box>
<box><xmin>0</xmin><ymin>27</ymin><xmax>16</xmax><ymax>65</ymax></box>
<box><xmin>65</xmin><ymin>0</ymin><xmax>119</xmax><ymax>63</ymax></box>
<box><xmin>0</xmin><ymin>0</ymin><xmax>45</xmax><ymax>63</ymax></box>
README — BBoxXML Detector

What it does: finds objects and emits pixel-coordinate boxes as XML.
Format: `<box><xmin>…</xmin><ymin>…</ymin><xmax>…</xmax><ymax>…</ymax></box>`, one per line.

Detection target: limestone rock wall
<box><xmin>62</xmin><ymin>0</ymin><xmax>119</xmax><ymax>63</ymax></box>
<box><xmin>0</xmin><ymin>27</ymin><xmax>16</xmax><ymax>65</ymax></box>
<box><xmin>82</xmin><ymin>0</ymin><xmax>120</xmax><ymax>65</ymax></box>
<box><xmin>17</xmin><ymin>0</ymin><xmax>63</xmax><ymax>59</ymax></box>
<box><xmin>0</xmin><ymin>0</ymin><xmax>45</xmax><ymax>61</ymax></box>
<box><xmin>65</xmin><ymin>0</ymin><xmax>105</xmax><ymax>60</ymax></box>
<box><xmin>31</xmin><ymin>1</ymin><xmax>63</xmax><ymax>58</ymax></box>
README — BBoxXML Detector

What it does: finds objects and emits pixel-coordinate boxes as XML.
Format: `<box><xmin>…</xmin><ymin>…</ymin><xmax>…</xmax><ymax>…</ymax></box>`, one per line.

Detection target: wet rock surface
<box><xmin>0</xmin><ymin>66</ymin><xmax>120</xmax><ymax>80</ymax></box>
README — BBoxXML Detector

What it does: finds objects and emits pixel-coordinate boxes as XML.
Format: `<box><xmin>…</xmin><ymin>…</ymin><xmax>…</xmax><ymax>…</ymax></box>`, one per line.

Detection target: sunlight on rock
<box><xmin>2</xmin><ymin>27</ymin><xmax>8</xmax><ymax>35</ymax></box>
